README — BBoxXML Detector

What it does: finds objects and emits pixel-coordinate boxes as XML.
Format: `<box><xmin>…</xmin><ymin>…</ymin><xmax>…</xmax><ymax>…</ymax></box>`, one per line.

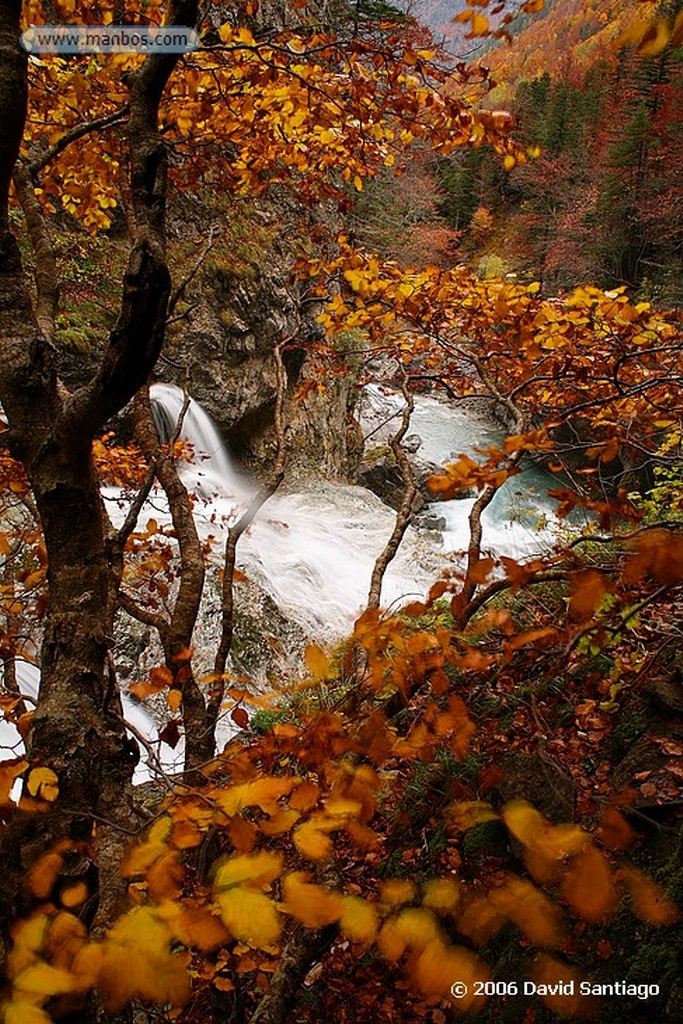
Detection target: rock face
<box><xmin>57</xmin><ymin>186</ymin><xmax>358</xmax><ymax>485</ymax></box>
<box><xmin>162</xmin><ymin>195</ymin><xmax>357</xmax><ymax>484</ymax></box>
<box><xmin>356</xmin><ymin>449</ymin><xmax>443</xmax><ymax>513</ymax></box>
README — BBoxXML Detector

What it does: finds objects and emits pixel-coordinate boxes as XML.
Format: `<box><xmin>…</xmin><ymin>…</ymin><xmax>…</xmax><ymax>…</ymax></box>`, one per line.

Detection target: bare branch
<box><xmin>167</xmin><ymin>225</ymin><xmax>219</xmax><ymax>319</ymax></box>
<box><xmin>367</xmin><ymin>375</ymin><xmax>417</xmax><ymax>610</ymax></box>
<box><xmin>118</xmin><ymin>589</ymin><xmax>171</xmax><ymax>648</ymax></box>
<box><xmin>208</xmin><ymin>344</ymin><xmax>288</xmax><ymax>734</ymax></box>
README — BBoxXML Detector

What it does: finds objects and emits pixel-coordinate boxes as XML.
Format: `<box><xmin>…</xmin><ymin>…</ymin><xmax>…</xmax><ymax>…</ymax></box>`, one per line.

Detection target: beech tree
<box><xmin>0</xmin><ymin>3</ymin><xmax>681</xmax><ymax>1024</ymax></box>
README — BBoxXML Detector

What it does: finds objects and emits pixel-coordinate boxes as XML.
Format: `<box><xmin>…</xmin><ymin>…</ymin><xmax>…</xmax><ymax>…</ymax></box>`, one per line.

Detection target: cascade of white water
<box><xmin>150</xmin><ymin>383</ymin><xmax>254</xmax><ymax>503</ymax></box>
<box><xmin>360</xmin><ymin>383</ymin><xmax>559</xmax><ymax>560</ymax></box>
<box><xmin>3</xmin><ymin>384</ymin><xmax>561</xmax><ymax>789</ymax></box>
<box><xmin>117</xmin><ymin>383</ymin><xmax>443</xmax><ymax>639</ymax></box>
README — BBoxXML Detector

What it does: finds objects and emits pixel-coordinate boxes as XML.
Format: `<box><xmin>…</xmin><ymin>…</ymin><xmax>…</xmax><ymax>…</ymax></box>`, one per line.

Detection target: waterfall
<box><xmin>134</xmin><ymin>383</ymin><xmax>558</xmax><ymax>631</ymax></box>
<box><xmin>150</xmin><ymin>383</ymin><xmax>254</xmax><ymax>503</ymax></box>
<box><xmin>360</xmin><ymin>384</ymin><xmax>559</xmax><ymax>561</ymax></box>
<box><xmin>3</xmin><ymin>383</ymin><xmax>560</xmax><ymax>789</ymax></box>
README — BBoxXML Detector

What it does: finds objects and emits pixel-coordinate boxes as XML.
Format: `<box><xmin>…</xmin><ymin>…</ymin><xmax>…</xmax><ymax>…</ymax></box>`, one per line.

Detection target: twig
<box><xmin>207</xmin><ymin>344</ymin><xmax>288</xmax><ymax>733</ymax></box>
<box><xmin>564</xmin><ymin>582</ymin><xmax>678</xmax><ymax>660</ymax></box>
<box><xmin>167</xmin><ymin>225</ymin><xmax>219</xmax><ymax>319</ymax></box>
<box><xmin>109</xmin><ymin>712</ymin><xmax>180</xmax><ymax>796</ymax></box>
<box><xmin>367</xmin><ymin>373</ymin><xmax>417</xmax><ymax>609</ymax></box>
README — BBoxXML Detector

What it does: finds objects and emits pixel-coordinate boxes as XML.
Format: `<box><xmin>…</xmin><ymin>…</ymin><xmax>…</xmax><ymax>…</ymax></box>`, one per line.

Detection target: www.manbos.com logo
<box><xmin>21</xmin><ymin>24</ymin><xmax>200</xmax><ymax>54</ymax></box>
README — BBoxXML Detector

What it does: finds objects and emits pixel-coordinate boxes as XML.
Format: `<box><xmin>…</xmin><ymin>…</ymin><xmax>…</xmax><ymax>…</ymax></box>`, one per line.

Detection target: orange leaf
<box><xmin>621</xmin><ymin>865</ymin><xmax>680</xmax><ymax>925</ymax></box>
<box><xmin>569</xmin><ymin>570</ymin><xmax>608</xmax><ymax>622</ymax></box>
<box><xmin>60</xmin><ymin>882</ymin><xmax>88</xmax><ymax>908</ymax></box>
<box><xmin>26</xmin><ymin>851</ymin><xmax>64</xmax><ymax>899</ymax></box>
<box><xmin>560</xmin><ymin>846</ymin><xmax>617</xmax><ymax>923</ymax></box>
<box><xmin>281</xmin><ymin>872</ymin><xmax>343</xmax><ymax>927</ymax></box>
<box><xmin>0</xmin><ymin>758</ymin><xmax>28</xmax><ymax>805</ymax></box>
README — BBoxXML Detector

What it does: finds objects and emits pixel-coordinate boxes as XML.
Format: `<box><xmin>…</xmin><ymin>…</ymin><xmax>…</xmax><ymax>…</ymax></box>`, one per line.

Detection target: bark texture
<box><xmin>0</xmin><ymin>1</ymin><xmax>200</xmax><ymax>1003</ymax></box>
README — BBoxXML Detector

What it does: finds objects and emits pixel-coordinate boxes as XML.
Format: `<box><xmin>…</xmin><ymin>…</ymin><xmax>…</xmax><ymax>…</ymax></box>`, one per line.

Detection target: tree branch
<box><xmin>12</xmin><ymin>161</ymin><xmax>59</xmax><ymax>343</ymax></box>
<box><xmin>26</xmin><ymin>108</ymin><xmax>129</xmax><ymax>178</ymax></box>
<box><xmin>367</xmin><ymin>376</ymin><xmax>417</xmax><ymax>609</ymax></box>
<box><xmin>208</xmin><ymin>344</ymin><xmax>288</xmax><ymax>735</ymax></box>
<box><xmin>133</xmin><ymin>383</ymin><xmax>207</xmax><ymax>771</ymax></box>
<box><xmin>60</xmin><ymin>1</ymin><xmax>200</xmax><ymax>440</ymax></box>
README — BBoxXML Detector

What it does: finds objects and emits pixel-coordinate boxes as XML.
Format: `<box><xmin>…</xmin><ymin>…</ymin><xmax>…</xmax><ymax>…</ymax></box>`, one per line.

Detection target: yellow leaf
<box><xmin>622</xmin><ymin>865</ymin><xmax>680</xmax><ymax>925</ymax></box>
<box><xmin>304</xmin><ymin>643</ymin><xmax>331</xmax><ymax>680</ymax></box>
<box><xmin>215</xmin><ymin>777</ymin><xmax>295</xmax><ymax>816</ymax></box>
<box><xmin>377</xmin><ymin>918</ymin><xmax>407</xmax><ymax>961</ymax></box>
<box><xmin>14</xmin><ymin>962</ymin><xmax>76</xmax><ymax>996</ymax></box>
<box><xmin>292</xmin><ymin>818</ymin><xmax>337</xmax><ymax>861</ymax></box>
<box><xmin>7</xmin><ymin>913</ymin><xmax>50</xmax><ymax>978</ymax></box>
<box><xmin>490</xmin><ymin>877</ymin><xmax>564</xmax><ymax>947</ymax></box>
<box><xmin>422</xmin><ymin>878</ymin><xmax>460</xmax><ymax>914</ymax></box>
<box><xmin>637</xmin><ymin>19</ymin><xmax>670</xmax><ymax>57</ymax></box>
<box><xmin>281</xmin><ymin>872</ymin><xmax>343</xmax><ymax>928</ymax></box>
<box><xmin>167</xmin><ymin>689</ymin><xmax>183</xmax><ymax>713</ymax></box>
<box><xmin>214</xmin><ymin>851</ymin><xmax>283</xmax><ymax>893</ymax></box>
<box><xmin>121</xmin><ymin>816</ymin><xmax>172</xmax><ymax>876</ymax></box>
<box><xmin>503</xmin><ymin>154</ymin><xmax>516</xmax><ymax>171</ymax></box>
<box><xmin>380</xmin><ymin>879</ymin><xmax>416</xmax><ymax>907</ymax></box>
<box><xmin>339</xmin><ymin>895</ymin><xmax>378</xmax><ymax>944</ymax></box>
<box><xmin>393</xmin><ymin>907</ymin><xmax>440</xmax><ymax>949</ymax></box>
<box><xmin>147</xmin><ymin>850</ymin><xmax>185</xmax><ymax>901</ymax></box>
<box><xmin>260</xmin><ymin>808</ymin><xmax>300</xmax><ymax>836</ymax></box>
<box><xmin>70</xmin><ymin>943</ymin><xmax>104</xmax><ymax>990</ymax></box>
<box><xmin>45</xmin><ymin>912</ymin><xmax>87</xmax><ymax>967</ymax></box>
<box><xmin>99</xmin><ymin>907</ymin><xmax>190</xmax><ymax>1009</ymax></box>
<box><xmin>27</xmin><ymin>767</ymin><xmax>59</xmax><ymax>802</ymax></box>
<box><xmin>471</xmin><ymin>13</ymin><xmax>489</xmax><ymax>36</ymax></box>
<box><xmin>216</xmin><ymin>888</ymin><xmax>282</xmax><ymax>948</ymax></box>
<box><xmin>502</xmin><ymin>800</ymin><xmax>588</xmax><ymax>882</ymax></box>
<box><xmin>4</xmin><ymin>1004</ymin><xmax>53</xmax><ymax>1024</ymax></box>
<box><xmin>353</xmin><ymin>174</ymin><xmax>363</xmax><ymax>192</ymax></box>
<box><xmin>411</xmin><ymin>939</ymin><xmax>489</xmax><ymax>1005</ymax></box>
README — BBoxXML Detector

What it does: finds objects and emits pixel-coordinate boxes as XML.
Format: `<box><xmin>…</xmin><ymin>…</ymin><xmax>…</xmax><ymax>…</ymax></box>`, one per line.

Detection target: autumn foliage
<box><xmin>0</xmin><ymin>2</ymin><xmax>682</xmax><ymax>1023</ymax></box>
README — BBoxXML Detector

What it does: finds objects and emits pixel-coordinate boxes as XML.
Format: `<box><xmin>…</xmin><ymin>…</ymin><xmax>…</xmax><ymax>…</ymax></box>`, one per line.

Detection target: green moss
<box><xmin>249</xmin><ymin>709</ymin><xmax>289</xmax><ymax>734</ymax></box>
<box><xmin>462</xmin><ymin>818</ymin><xmax>509</xmax><ymax>860</ymax></box>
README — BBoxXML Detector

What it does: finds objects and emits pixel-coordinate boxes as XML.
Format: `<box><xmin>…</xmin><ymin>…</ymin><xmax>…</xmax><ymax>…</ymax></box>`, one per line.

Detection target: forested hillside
<box><xmin>434</xmin><ymin>0</ymin><xmax>683</xmax><ymax>299</ymax></box>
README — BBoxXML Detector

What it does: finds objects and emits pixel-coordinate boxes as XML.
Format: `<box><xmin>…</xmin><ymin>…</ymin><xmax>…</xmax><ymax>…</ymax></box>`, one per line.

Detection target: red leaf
<box><xmin>231</xmin><ymin>707</ymin><xmax>249</xmax><ymax>729</ymax></box>
<box><xmin>159</xmin><ymin>721</ymin><xmax>181</xmax><ymax>748</ymax></box>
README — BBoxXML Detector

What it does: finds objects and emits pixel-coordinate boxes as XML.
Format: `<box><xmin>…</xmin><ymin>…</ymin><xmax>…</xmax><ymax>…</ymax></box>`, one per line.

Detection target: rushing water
<box><xmin>359</xmin><ymin>384</ymin><xmax>559</xmax><ymax>560</ymax></box>
<box><xmin>2</xmin><ymin>383</ymin><xmax>560</xmax><ymax>784</ymax></box>
<box><xmin>129</xmin><ymin>383</ymin><xmax>559</xmax><ymax>636</ymax></box>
